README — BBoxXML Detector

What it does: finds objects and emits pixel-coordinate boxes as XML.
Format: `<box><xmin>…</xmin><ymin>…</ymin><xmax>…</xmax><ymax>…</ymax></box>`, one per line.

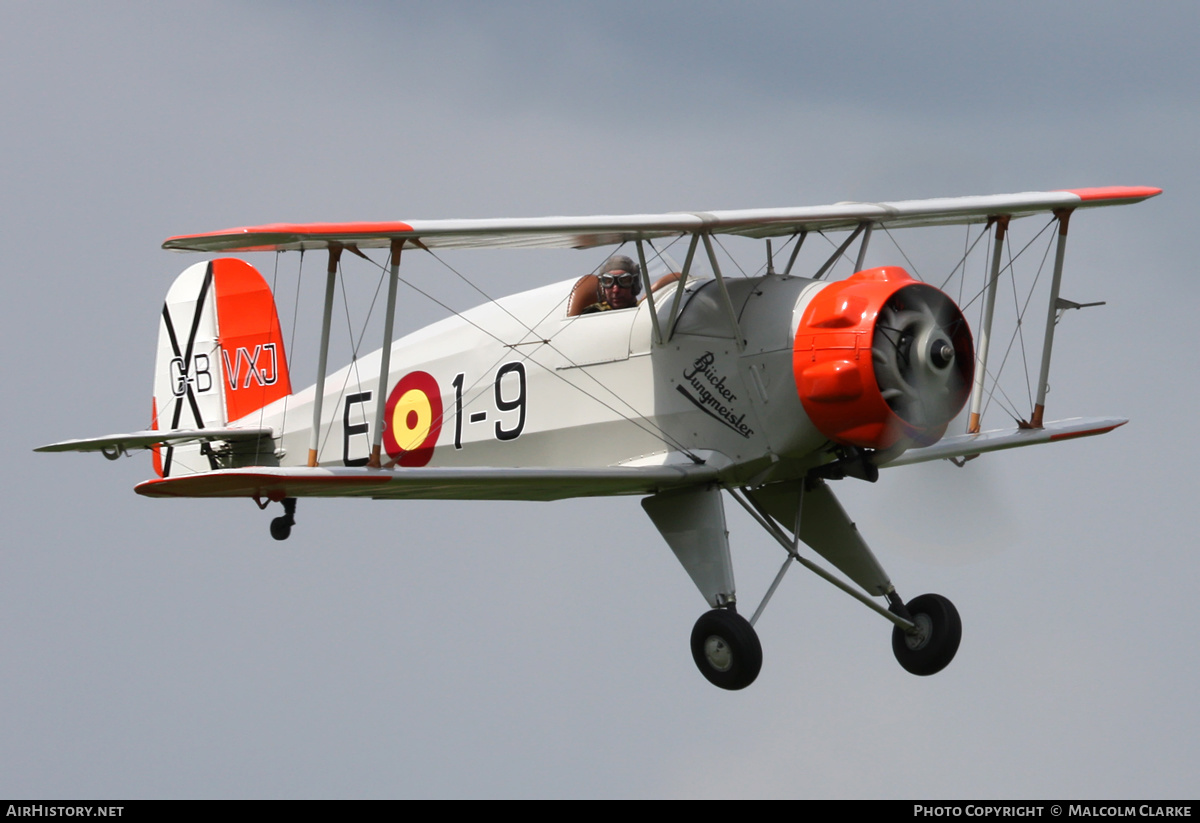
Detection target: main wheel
<box><xmin>690</xmin><ymin>609</ymin><xmax>763</xmax><ymax>690</ymax></box>
<box><xmin>892</xmin><ymin>593</ymin><xmax>961</xmax><ymax>675</ymax></box>
<box><xmin>269</xmin><ymin>516</ymin><xmax>292</xmax><ymax>541</ymax></box>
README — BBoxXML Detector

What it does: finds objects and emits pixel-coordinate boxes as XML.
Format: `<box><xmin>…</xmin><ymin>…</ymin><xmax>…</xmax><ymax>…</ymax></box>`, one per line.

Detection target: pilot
<box><xmin>582</xmin><ymin>255</ymin><xmax>642</xmax><ymax>313</ymax></box>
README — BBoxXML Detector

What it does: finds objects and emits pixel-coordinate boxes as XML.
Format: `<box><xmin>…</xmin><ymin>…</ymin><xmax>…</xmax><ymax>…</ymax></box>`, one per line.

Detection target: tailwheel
<box><xmin>690</xmin><ymin>608</ymin><xmax>762</xmax><ymax>690</ymax></box>
<box><xmin>891</xmin><ymin>593</ymin><xmax>961</xmax><ymax>676</ymax></box>
<box><xmin>270</xmin><ymin>497</ymin><xmax>297</xmax><ymax>541</ymax></box>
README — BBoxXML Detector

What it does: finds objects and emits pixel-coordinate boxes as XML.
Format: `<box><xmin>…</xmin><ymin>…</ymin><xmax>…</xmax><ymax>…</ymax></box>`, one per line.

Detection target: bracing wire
<box><xmin>880</xmin><ymin>225</ymin><xmax>928</xmax><ymax>283</ymax></box>
<box><xmin>1017</xmin><ymin>230</ymin><xmax>1058</xmax><ymax>411</ymax></box>
<box><xmin>977</xmin><ymin>220</ymin><xmax>1057</xmax><ymax>423</ymax></box>
<box><xmin>955</xmin><ymin>218</ymin><xmax>1055</xmax><ymax>315</ymax></box>
<box><xmin>349</xmin><ymin>248</ymin><xmax>703</xmax><ymax>461</ymax></box>
<box><xmin>709</xmin><ymin>234</ymin><xmax>749</xmax><ymax>278</ymax></box>
<box><xmin>316</xmin><ymin>259</ymin><xmax>389</xmax><ymax>460</ymax></box>
<box><xmin>876</xmin><ymin>217</ymin><xmax>1058</xmax><ymax>430</ymax></box>
<box><xmin>814</xmin><ymin>229</ymin><xmax>854</xmax><ymax>276</ymax></box>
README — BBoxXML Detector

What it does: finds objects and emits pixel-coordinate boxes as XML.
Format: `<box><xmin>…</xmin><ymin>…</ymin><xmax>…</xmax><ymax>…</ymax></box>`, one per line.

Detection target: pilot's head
<box><xmin>599</xmin><ymin>255</ymin><xmax>640</xmax><ymax>310</ymax></box>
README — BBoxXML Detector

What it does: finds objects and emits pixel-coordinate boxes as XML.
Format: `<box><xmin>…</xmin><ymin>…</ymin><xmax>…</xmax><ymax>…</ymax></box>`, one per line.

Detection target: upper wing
<box><xmin>162</xmin><ymin>187</ymin><xmax>1161</xmax><ymax>253</ymax></box>
<box><xmin>133</xmin><ymin>463</ymin><xmax>720</xmax><ymax>502</ymax></box>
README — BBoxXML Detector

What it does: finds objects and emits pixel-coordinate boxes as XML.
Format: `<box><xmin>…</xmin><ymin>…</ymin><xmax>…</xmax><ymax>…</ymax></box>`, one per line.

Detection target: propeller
<box><xmin>794</xmin><ymin>267</ymin><xmax>974</xmax><ymax>451</ymax></box>
<box><xmin>871</xmin><ymin>285</ymin><xmax>972</xmax><ymax>431</ymax></box>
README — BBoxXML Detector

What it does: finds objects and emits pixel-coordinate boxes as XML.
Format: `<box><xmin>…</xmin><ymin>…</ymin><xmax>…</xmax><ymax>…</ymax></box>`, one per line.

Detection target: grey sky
<box><xmin>4</xmin><ymin>1</ymin><xmax>1197</xmax><ymax>798</ymax></box>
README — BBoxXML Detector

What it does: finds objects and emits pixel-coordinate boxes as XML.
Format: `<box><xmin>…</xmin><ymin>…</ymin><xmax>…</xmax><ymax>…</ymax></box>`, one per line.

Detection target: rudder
<box><xmin>151</xmin><ymin>258</ymin><xmax>291</xmax><ymax>477</ymax></box>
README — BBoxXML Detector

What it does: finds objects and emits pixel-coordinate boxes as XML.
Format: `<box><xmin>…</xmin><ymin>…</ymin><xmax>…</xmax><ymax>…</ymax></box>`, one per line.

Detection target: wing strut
<box><xmin>1030</xmin><ymin>210</ymin><xmax>1072</xmax><ymax>428</ymax></box>
<box><xmin>853</xmin><ymin>223</ymin><xmax>874</xmax><ymax>272</ymax></box>
<box><xmin>700</xmin><ymin>232</ymin><xmax>744</xmax><ymax>351</ymax></box>
<box><xmin>634</xmin><ymin>239</ymin><xmax>664</xmax><ymax>345</ymax></box>
<box><xmin>782</xmin><ymin>230</ymin><xmax>808</xmax><ymax>276</ymax></box>
<box><xmin>745</xmin><ymin>482</ymin><xmax>804</xmax><ymax>628</ymax></box>
<box><xmin>664</xmin><ymin>233</ymin><xmax>700</xmax><ymax>342</ymax></box>
<box><xmin>967</xmin><ymin>215</ymin><xmax>1009</xmax><ymax>433</ymax></box>
<box><xmin>814</xmin><ymin>222</ymin><xmax>867</xmax><ymax>280</ymax></box>
<box><xmin>309</xmin><ymin>245</ymin><xmax>342</xmax><ymax>466</ymax></box>
<box><xmin>368</xmin><ymin>239</ymin><xmax>404</xmax><ymax>467</ymax></box>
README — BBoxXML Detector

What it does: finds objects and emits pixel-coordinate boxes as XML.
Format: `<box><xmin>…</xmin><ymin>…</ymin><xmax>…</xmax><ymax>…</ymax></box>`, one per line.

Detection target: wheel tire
<box><xmin>690</xmin><ymin>609</ymin><xmax>763</xmax><ymax>690</ymax></box>
<box><xmin>269</xmin><ymin>517</ymin><xmax>292</xmax><ymax>541</ymax></box>
<box><xmin>892</xmin><ymin>593</ymin><xmax>961</xmax><ymax>676</ymax></box>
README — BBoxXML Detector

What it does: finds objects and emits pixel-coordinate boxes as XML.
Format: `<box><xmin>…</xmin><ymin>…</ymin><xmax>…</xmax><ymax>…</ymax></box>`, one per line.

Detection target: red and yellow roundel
<box><xmin>383</xmin><ymin>371</ymin><xmax>443</xmax><ymax>467</ymax></box>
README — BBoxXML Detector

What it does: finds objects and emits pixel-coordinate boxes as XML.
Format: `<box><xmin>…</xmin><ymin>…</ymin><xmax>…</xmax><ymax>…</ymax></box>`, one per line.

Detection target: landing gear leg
<box><xmin>270</xmin><ymin>497</ymin><xmax>297</xmax><ymax>541</ymax></box>
<box><xmin>643</xmin><ymin>487</ymin><xmax>759</xmax><ymax>689</ymax></box>
<box><xmin>732</xmin><ymin>480</ymin><xmax>964</xmax><ymax>678</ymax></box>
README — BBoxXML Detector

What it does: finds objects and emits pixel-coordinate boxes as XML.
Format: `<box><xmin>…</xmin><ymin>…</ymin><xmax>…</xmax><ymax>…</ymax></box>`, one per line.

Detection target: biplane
<box><xmin>37</xmin><ymin>186</ymin><xmax>1160</xmax><ymax>689</ymax></box>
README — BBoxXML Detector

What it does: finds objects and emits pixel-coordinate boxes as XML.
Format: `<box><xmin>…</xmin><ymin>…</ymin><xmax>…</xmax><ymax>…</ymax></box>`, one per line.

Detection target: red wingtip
<box><xmin>163</xmin><ymin>221</ymin><xmax>417</xmax><ymax>252</ymax></box>
<box><xmin>1061</xmin><ymin>186</ymin><xmax>1162</xmax><ymax>203</ymax></box>
<box><xmin>1048</xmin><ymin>419</ymin><xmax>1128</xmax><ymax>441</ymax></box>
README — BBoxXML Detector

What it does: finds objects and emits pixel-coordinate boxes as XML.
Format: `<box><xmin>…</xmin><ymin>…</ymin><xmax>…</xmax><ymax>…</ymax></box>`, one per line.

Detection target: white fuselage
<box><xmin>209</xmin><ymin>273</ymin><xmax>834</xmax><ymax>490</ymax></box>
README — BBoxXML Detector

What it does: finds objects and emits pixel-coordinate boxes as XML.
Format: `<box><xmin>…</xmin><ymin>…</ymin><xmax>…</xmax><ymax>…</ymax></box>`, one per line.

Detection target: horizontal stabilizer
<box><xmin>35</xmin><ymin>428</ymin><xmax>273</xmax><ymax>456</ymax></box>
<box><xmin>878</xmin><ymin>417</ymin><xmax>1127</xmax><ymax>468</ymax></box>
<box><xmin>134</xmin><ymin>463</ymin><xmax>719</xmax><ymax>502</ymax></box>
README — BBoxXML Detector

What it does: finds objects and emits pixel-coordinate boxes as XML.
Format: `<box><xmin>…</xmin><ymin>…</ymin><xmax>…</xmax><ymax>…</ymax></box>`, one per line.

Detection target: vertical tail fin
<box><xmin>151</xmin><ymin>258</ymin><xmax>291</xmax><ymax>476</ymax></box>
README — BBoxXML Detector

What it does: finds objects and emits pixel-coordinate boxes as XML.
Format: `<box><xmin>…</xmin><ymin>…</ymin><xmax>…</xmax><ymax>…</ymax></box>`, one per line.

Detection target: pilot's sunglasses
<box><xmin>600</xmin><ymin>272</ymin><xmax>638</xmax><ymax>288</ymax></box>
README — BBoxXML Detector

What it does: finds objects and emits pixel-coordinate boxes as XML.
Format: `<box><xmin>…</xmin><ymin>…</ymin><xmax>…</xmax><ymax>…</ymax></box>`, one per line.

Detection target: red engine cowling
<box><xmin>792</xmin><ymin>266</ymin><xmax>973</xmax><ymax>451</ymax></box>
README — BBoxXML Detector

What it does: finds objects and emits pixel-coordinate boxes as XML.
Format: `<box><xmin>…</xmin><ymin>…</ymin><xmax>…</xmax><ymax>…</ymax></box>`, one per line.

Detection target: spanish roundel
<box><xmin>383</xmin><ymin>371</ymin><xmax>443</xmax><ymax>467</ymax></box>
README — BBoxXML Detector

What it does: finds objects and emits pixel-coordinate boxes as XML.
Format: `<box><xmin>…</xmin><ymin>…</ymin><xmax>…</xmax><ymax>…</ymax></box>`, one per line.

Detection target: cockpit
<box><xmin>565</xmin><ymin>270</ymin><xmax>683</xmax><ymax>317</ymax></box>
